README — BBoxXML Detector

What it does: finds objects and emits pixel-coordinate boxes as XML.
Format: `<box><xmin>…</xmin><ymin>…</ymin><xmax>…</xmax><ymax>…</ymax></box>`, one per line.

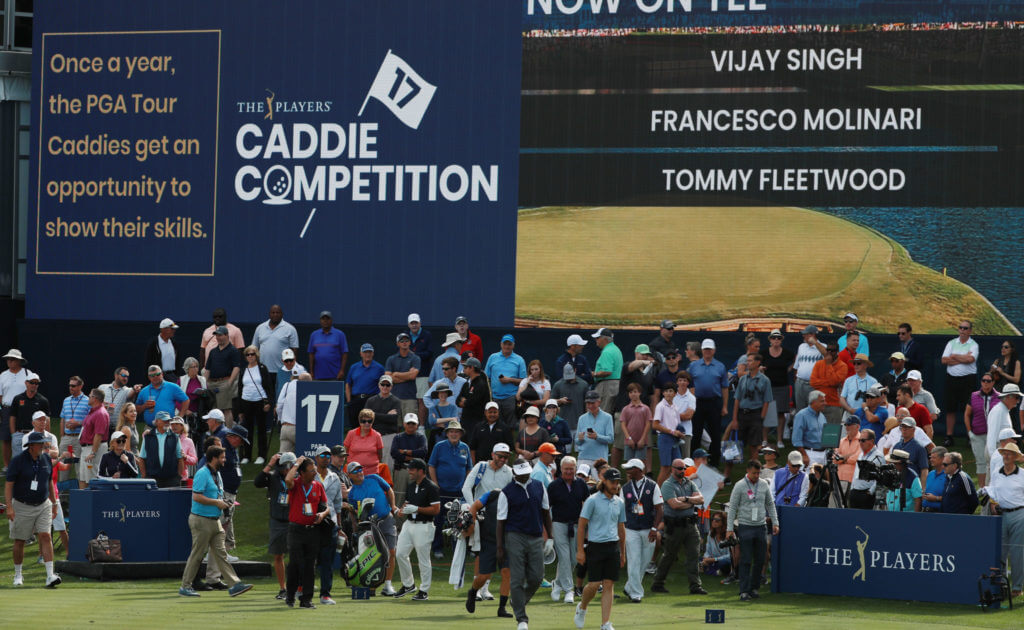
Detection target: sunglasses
<box><xmin>981</xmin><ymin>378</ymin><xmax>994</xmax><ymax>383</ymax></box>
<box><xmin>1003</xmin><ymin>345</ymin><xmax>1011</xmax><ymax>349</ymax></box>
<box><xmin>889</xmin><ymin>358</ymin><xmax>902</xmax><ymax>362</ymax></box>
<box><xmin>494</xmin><ymin>453</ymin><xmax>509</xmax><ymax>459</ymax></box>
<box><xmin>853</xmin><ymin>361</ymin><xmax>864</xmax><ymax>365</ymax></box>
<box><xmin>379</xmin><ymin>383</ymin><xmax>392</xmax><ymax>387</ymax></box>
<box><xmin>359</xmin><ymin>419</ymin><xmax>373</xmax><ymax>424</ymax></box>
<box><xmin>245</xmin><ymin>352</ymin><xmax>256</xmax><ymax>357</ymax></box>
<box><xmin>69</xmin><ymin>383</ymin><xmax>81</xmax><ymax>387</ymax></box>
<box><xmin>350</xmin><ymin>468</ymin><xmax>363</xmax><ymax>474</ymax></box>
<box><xmin>115</xmin><ymin>438</ymin><xmax>127</xmax><ymax>443</ymax></box>
<box><xmin>317</xmin><ymin>453</ymin><xmax>330</xmax><ymax>458</ymax></box>
<box><xmin>959</xmin><ymin>326</ymin><xmax>971</xmax><ymax>330</ymax></box>
<box><xmin>672</xmin><ymin>466</ymin><xmax>686</xmax><ymax>471</ymax></box>
<box><xmin>283</xmin><ymin>358</ymin><xmax>295</xmax><ymax>363</ymax></box>
<box><xmin>119</xmin><ymin>373</ymin><xmax>129</xmax><ymax>378</ymax></box>
<box><xmin>858</xmin><ymin>438</ymin><xmax>870</xmax><ymax>442</ymax></box>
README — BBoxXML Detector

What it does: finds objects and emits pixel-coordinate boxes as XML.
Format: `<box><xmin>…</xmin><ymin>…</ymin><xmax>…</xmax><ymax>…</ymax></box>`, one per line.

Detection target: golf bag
<box><xmin>341</xmin><ymin>498</ymin><xmax>389</xmax><ymax>589</ymax></box>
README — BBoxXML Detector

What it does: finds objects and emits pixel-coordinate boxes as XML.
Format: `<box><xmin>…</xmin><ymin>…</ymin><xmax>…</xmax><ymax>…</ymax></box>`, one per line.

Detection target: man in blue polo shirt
<box><xmin>688</xmin><ymin>339</ymin><xmax>730</xmax><ymax>469</ymax></box>
<box><xmin>308</xmin><ymin>311</ymin><xmax>349</xmax><ymax>381</ymax></box>
<box><xmin>58</xmin><ymin>376</ymin><xmax>89</xmax><ymax>482</ymax></box>
<box><xmin>179</xmin><ymin>445</ymin><xmax>253</xmax><ymax>598</ymax></box>
<box><xmin>428</xmin><ymin>422</ymin><xmax>472</xmax><ymax>556</ymax></box>
<box><xmin>346</xmin><ymin>343</ymin><xmax>385</xmax><ymax>430</ymax></box>
<box><xmin>485</xmin><ymin>335</ymin><xmax>527</xmax><ymax>427</ymax></box>
<box><xmin>136</xmin><ymin>366</ymin><xmax>190</xmax><ymax>428</ymax></box>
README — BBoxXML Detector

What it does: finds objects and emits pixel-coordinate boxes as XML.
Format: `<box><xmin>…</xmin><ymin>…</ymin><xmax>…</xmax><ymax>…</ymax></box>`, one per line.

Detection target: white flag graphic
<box><xmin>358</xmin><ymin>50</ymin><xmax>436</xmax><ymax>130</ymax></box>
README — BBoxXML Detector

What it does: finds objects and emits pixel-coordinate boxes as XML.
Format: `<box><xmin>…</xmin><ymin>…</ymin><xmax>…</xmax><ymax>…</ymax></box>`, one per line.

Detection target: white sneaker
<box><xmin>381</xmin><ymin>583</ymin><xmax>396</xmax><ymax>596</ymax></box>
<box><xmin>13</xmin><ymin>576</ymin><xmax>23</xmax><ymax>586</ymax></box>
<box><xmin>551</xmin><ymin>584</ymin><xmax>563</xmax><ymax>601</ymax></box>
<box><xmin>517</xmin><ymin>622</ymin><xmax>528</xmax><ymax>630</ymax></box>
<box><xmin>240</xmin><ymin>458</ymin><xmax>250</xmax><ymax>465</ymax></box>
<box><xmin>45</xmin><ymin>574</ymin><xmax>62</xmax><ymax>588</ymax></box>
<box><xmin>477</xmin><ymin>587</ymin><xmax>494</xmax><ymax>601</ymax></box>
<box><xmin>253</xmin><ymin>457</ymin><xmax>265</xmax><ymax>465</ymax></box>
<box><xmin>600</xmin><ymin>623</ymin><xmax>615</xmax><ymax>630</ymax></box>
<box><xmin>574</xmin><ymin>603</ymin><xmax>587</xmax><ymax>629</ymax></box>
<box><xmin>776</xmin><ymin>441</ymin><xmax>785</xmax><ymax>448</ymax></box>
<box><xmin>564</xmin><ymin>590</ymin><xmax>575</xmax><ymax>604</ymax></box>
<box><xmin>225</xmin><ymin>553</ymin><xmax>239</xmax><ymax>563</ymax></box>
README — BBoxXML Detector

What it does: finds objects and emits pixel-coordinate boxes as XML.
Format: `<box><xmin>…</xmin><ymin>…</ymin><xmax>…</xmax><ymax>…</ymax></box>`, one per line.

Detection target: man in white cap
<box><xmin>146</xmin><ymin>318</ymin><xmax>184</xmax><ymax>381</ymax></box>
<box><xmin>883</xmin><ymin>449</ymin><xmax>922</xmax><ymax>512</ymax></box>
<box><xmin>496</xmin><ymin>459</ymin><xmax>554</xmax><ymax>630</ymax></box>
<box><xmin>689</xmin><ymin>339</ymin><xmax>730</xmax><ymax>469</ymax></box>
<box><xmin>987</xmin><ymin>441</ymin><xmax>1024</xmax><ymax>597</ymax></box>
<box><xmin>988</xmin><ymin>385</ymin><xmax>1022</xmax><ymax>459</ymax></box>
<box><xmin>429</xmin><ymin>332</ymin><xmax>465</xmax><ymax>383</ymax></box>
<box><xmin>591</xmin><ymin>329</ymin><xmax>622</xmax><ymax>414</ymax></box>
<box><xmin>620</xmin><ymin>458</ymin><xmax>663</xmax><ymax>602</ymax></box>
<box><xmin>556</xmin><ymin>334</ymin><xmax>594</xmax><ymax>385</ymax></box>
<box><xmin>906</xmin><ymin>370</ymin><xmax>940</xmax><ymax>433</ymax></box>
<box><xmin>1</xmin><ymin>349</ymin><xmax>30</xmax><ymax>471</ymax></box>
<box><xmin>836</xmin><ymin>312</ymin><xmax>869</xmax><ymax>356</ymax></box>
<box><xmin>463</xmin><ymin>440</ymin><xmax>514</xmax><ymax>603</ymax></box>
<box><xmin>9</xmin><ymin>371</ymin><xmax>47</xmax><ymax>461</ymax></box>
<box><xmin>940</xmin><ymin>319</ymin><xmax>979</xmax><ymax>447</ymax></box>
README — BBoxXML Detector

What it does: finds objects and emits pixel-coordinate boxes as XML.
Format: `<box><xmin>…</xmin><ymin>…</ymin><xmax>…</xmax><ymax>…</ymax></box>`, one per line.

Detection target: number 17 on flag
<box><xmin>359</xmin><ymin>50</ymin><xmax>437</xmax><ymax>130</ymax></box>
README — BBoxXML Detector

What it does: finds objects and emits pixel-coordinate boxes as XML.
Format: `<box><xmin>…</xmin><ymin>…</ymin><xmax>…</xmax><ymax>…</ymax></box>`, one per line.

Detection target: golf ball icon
<box><xmin>262</xmin><ymin>165</ymin><xmax>292</xmax><ymax>205</ymax></box>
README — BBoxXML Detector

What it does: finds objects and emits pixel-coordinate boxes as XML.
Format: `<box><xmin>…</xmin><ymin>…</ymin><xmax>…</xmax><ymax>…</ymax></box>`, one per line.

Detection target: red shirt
<box><xmin>837</xmin><ymin>350</ymin><xmax>856</xmax><ymax>377</ymax></box>
<box><xmin>287</xmin><ymin>479</ymin><xmax>327</xmax><ymax>526</ymax></box>
<box><xmin>462</xmin><ymin>332</ymin><xmax>484</xmax><ymax>364</ymax></box>
<box><xmin>907</xmin><ymin>401</ymin><xmax>932</xmax><ymax>428</ymax></box>
<box><xmin>80</xmin><ymin>406</ymin><xmax>110</xmax><ymax>447</ymax></box>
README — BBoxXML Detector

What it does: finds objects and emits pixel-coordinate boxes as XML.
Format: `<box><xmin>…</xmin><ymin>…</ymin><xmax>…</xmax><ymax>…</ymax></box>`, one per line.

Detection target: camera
<box><xmin>978</xmin><ymin>487</ymin><xmax>991</xmax><ymax>508</ymax></box>
<box><xmin>857</xmin><ymin>459</ymin><xmax>900</xmax><ymax>490</ymax></box>
<box><xmin>720</xmin><ymin>537</ymin><xmax>739</xmax><ymax>549</ymax></box>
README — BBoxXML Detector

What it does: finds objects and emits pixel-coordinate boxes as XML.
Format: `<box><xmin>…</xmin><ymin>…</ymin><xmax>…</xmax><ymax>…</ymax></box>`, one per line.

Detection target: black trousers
<box><xmin>286</xmin><ymin>523</ymin><xmax>319</xmax><ymax>603</ymax></box>
<box><xmin>238</xmin><ymin>399</ymin><xmax>267</xmax><ymax>460</ymax></box>
<box><xmin>692</xmin><ymin>397</ymin><xmax>723</xmax><ymax>467</ymax></box>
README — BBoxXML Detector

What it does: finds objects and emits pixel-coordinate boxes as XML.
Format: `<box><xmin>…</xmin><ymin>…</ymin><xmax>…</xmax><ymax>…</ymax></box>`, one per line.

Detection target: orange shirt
<box><xmin>836</xmin><ymin>433</ymin><xmax>861</xmax><ymax>482</ymax></box>
<box><xmin>810</xmin><ymin>360</ymin><xmax>848</xmax><ymax>406</ymax></box>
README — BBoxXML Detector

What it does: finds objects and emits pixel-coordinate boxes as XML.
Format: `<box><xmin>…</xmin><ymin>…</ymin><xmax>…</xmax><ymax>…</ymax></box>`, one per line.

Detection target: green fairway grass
<box><xmin>2</xmin><ymin>428</ymin><xmax>1019</xmax><ymax>628</ymax></box>
<box><xmin>515</xmin><ymin>206</ymin><xmax>1016</xmax><ymax>335</ymax></box>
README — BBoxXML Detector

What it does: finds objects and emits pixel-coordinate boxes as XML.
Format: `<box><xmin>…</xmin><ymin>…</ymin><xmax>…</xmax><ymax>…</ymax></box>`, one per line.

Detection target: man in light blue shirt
<box><xmin>792</xmin><ymin>390</ymin><xmax>827</xmax><ymax>466</ymax></box>
<box><xmin>575</xmin><ymin>391</ymin><xmax>613</xmax><ymax>468</ymax></box>
<box><xmin>251</xmin><ymin>304</ymin><xmax>299</xmax><ymax>375</ymax></box>
<box><xmin>836</xmin><ymin>312</ymin><xmax>869</xmax><ymax>356</ymax></box>
<box><xmin>485</xmin><ymin>334</ymin><xmax>527</xmax><ymax>426</ymax></box>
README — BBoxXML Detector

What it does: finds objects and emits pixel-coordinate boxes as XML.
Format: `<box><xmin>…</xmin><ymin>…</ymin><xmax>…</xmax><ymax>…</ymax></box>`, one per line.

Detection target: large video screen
<box><xmin>28</xmin><ymin>1</ymin><xmax>1023</xmax><ymax>335</ymax></box>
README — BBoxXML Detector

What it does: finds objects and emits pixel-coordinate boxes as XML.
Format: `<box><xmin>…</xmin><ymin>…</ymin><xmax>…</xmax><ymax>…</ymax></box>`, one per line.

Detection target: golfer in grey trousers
<box><xmin>496</xmin><ymin>459</ymin><xmax>554</xmax><ymax>630</ymax></box>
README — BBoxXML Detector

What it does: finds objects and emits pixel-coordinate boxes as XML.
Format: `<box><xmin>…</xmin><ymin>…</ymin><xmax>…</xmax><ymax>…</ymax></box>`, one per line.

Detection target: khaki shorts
<box><xmin>80</xmin><ymin>443</ymin><xmax>108</xmax><ymax>484</ymax></box>
<box><xmin>613</xmin><ymin>412</ymin><xmax>625</xmax><ymax>450</ymax></box>
<box><xmin>210</xmin><ymin>378</ymin><xmax>237</xmax><ymax>410</ymax></box>
<box><xmin>12</xmin><ymin>499</ymin><xmax>52</xmax><ymax>540</ymax></box>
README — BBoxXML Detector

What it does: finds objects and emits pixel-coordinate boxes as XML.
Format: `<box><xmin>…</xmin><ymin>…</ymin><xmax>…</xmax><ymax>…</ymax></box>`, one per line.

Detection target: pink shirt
<box><xmin>80</xmin><ymin>406</ymin><xmax>110</xmax><ymax>446</ymax></box>
<box><xmin>180</xmin><ymin>436</ymin><xmax>198</xmax><ymax>479</ymax></box>
<box><xmin>344</xmin><ymin>428</ymin><xmax>383</xmax><ymax>475</ymax></box>
<box><xmin>200</xmin><ymin>323</ymin><xmax>245</xmax><ymax>355</ymax></box>
<box><xmin>620</xmin><ymin>402</ymin><xmax>652</xmax><ymax>443</ymax></box>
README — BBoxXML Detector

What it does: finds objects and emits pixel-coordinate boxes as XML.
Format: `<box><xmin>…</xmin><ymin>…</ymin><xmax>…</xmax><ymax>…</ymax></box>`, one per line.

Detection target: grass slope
<box><xmin>515</xmin><ymin>206</ymin><xmax>1015</xmax><ymax>335</ymax></box>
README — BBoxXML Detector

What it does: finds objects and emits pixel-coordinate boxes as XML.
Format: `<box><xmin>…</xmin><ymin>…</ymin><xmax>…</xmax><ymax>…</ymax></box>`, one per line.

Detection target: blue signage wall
<box><xmin>69</xmin><ymin>487</ymin><xmax>192</xmax><ymax>562</ymax></box>
<box><xmin>772</xmin><ymin>506</ymin><xmax>1001</xmax><ymax>605</ymax></box>
<box><xmin>29</xmin><ymin>0</ymin><xmax>521</xmax><ymax>326</ymax></box>
<box><xmin>293</xmin><ymin>380</ymin><xmax>346</xmax><ymax>459</ymax></box>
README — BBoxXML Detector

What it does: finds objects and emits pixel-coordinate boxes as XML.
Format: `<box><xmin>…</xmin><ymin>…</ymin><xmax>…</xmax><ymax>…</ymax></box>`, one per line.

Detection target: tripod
<box><xmin>823</xmin><ymin>449</ymin><xmax>847</xmax><ymax>508</ymax></box>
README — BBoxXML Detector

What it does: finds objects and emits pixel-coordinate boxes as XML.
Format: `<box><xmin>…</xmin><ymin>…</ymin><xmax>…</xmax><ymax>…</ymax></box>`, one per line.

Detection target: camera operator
<box><xmin>883</xmin><ymin>450</ymin><xmax>921</xmax><ymax>512</ymax></box>
<box><xmin>726</xmin><ymin>460</ymin><xmax>778</xmax><ymax>602</ymax></box>
<box><xmin>254</xmin><ymin>451</ymin><xmax>296</xmax><ymax>599</ymax></box>
<box><xmin>850</xmin><ymin>430</ymin><xmax>885</xmax><ymax>510</ymax></box>
<box><xmin>805</xmin><ymin>464</ymin><xmax>831</xmax><ymax>508</ymax></box>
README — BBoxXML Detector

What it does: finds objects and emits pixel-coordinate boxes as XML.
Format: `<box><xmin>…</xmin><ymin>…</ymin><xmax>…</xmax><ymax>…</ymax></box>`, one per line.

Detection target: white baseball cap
<box><xmin>110</xmin><ymin>431</ymin><xmax>126</xmax><ymax>441</ymax></box>
<box><xmin>31</xmin><ymin>410</ymin><xmax>48</xmax><ymax>421</ymax></box>
<box><xmin>906</xmin><ymin>370</ymin><xmax>923</xmax><ymax>381</ymax></box>
<box><xmin>566</xmin><ymin>334</ymin><xmax>587</xmax><ymax>347</ymax></box>
<box><xmin>485</xmin><ymin>401</ymin><xmax>499</xmax><ymax>411</ymax></box>
<box><xmin>623</xmin><ymin>458</ymin><xmax>644</xmax><ymax>470</ymax></box>
<box><xmin>512</xmin><ymin>462</ymin><xmax>532</xmax><ymax>475</ymax></box>
<box><xmin>281</xmin><ymin>348</ymin><xmax>296</xmax><ymax>361</ymax></box>
<box><xmin>701</xmin><ymin>338</ymin><xmax>716</xmax><ymax>350</ymax></box>
<box><xmin>403</xmin><ymin>413</ymin><xmax>420</xmax><ymax>425</ymax></box>
<box><xmin>203</xmin><ymin>409</ymin><xmax>225</xmax><ymax>422</ymax></box>
<box><xmin>408</xmin><ymin>313</ymin><xmax>420</xmax><ymax>324</ymax></box>
<box><xmin>159</xmin><ymin>317</ymin><xmax>179</xmax><ymax>329</ymax></box>
<box><xmin>523</xmin><ymin>406</ymin><xmax>540</xmax><ymax>418</ymax></box>
<box><xmin>492</xmin><ymin>443</ymin><xmax>511</xmax><ymax>454</ymax></box>
<box><xmin>544</xmin><ymin>399</ymin><xmax>559</xmax><ymax>408</ymax></box>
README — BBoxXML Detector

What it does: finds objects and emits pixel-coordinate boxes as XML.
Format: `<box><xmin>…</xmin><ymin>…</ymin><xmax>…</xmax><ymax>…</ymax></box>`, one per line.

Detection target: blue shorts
<box><xmin>657</xmin><ymin>433</ymin><xmax>681</xmax><ymax>466</ymax></box>
<box><xmin>0</xmin><ymin>407</ymin><xmax>11</xmax><ymax>441</ymax></box>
